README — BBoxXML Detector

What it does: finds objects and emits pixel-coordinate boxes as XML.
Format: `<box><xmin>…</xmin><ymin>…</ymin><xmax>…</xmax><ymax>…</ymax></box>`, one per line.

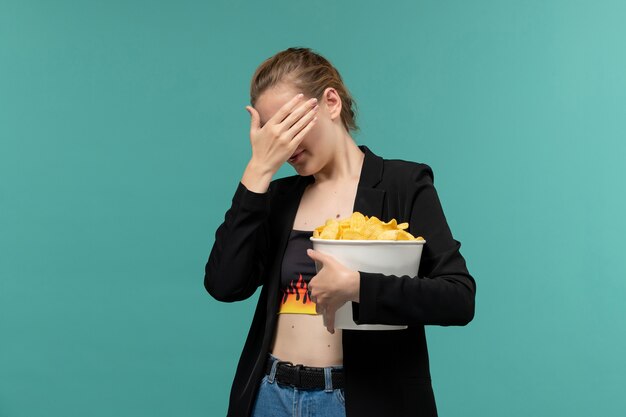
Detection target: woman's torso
<box><xmin>269</xmin><ymin>179</ymin><xmax>359</xmax><ymax>367</ymax></box>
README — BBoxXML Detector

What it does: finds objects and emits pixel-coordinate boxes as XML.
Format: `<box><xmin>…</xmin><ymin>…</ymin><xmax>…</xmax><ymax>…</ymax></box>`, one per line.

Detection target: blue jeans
<box><xmin>251</xmin><ymin>352</ymin><xmax>346</xmax><ymax>417</ymax></box>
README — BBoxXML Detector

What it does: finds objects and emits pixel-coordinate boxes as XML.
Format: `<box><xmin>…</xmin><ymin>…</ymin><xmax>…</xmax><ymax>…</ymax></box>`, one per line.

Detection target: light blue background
<box><xmin>1</xmin><ymin>1</ymin><xmax>625</xmax><ymax>416</ymax></box>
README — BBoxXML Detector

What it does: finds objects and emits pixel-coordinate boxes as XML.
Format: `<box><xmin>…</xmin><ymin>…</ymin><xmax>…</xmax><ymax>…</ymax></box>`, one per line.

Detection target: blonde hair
<box><xmin>250</xmin><ymin>47</ymin><xmax>359</xmax><ymax>134</ymax></box>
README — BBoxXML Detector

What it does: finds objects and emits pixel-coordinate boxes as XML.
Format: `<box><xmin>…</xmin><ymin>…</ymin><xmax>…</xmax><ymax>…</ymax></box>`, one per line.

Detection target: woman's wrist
<box><xmin>241</xmin><ymin>160</ymin><xmax>274</xmax><ymax>194</ymax></box>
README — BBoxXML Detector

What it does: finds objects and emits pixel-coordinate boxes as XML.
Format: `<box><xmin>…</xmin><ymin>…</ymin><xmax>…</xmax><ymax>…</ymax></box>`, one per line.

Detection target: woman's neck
<box><xmin>313</xmin><ymin>135</ymin><xmax>365</xmax><ymax>185</ymax></box>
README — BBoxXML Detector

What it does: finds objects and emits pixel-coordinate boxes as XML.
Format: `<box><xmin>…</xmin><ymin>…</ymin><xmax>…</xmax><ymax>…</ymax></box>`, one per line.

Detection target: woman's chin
<box><xmin>290</xmin><ymin>153</ymin><xmax>318</xmax><ymax>176</ymax></box>
<box><xmin>292</xmin><ymin>163</ymin><xmax>311</xmax><ymax>176</ymax></box>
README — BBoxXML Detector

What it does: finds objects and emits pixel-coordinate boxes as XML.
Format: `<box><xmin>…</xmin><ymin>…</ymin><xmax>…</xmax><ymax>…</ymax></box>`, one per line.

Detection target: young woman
<box><xmin>204</xmin><ymin>47</ymin><xmax>476</xmax><ymax>417</ymax></box>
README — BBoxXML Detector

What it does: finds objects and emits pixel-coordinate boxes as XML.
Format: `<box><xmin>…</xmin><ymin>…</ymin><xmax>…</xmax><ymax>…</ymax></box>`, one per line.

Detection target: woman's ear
<box><xmin>322</xmin><ymin>87</ymin><xmax>342</xmax><ymax>121</ymax></box>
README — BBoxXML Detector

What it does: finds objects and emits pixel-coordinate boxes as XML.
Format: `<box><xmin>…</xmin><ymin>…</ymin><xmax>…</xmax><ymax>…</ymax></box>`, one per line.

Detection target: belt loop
<box><xmin>324</xmin><ymin>367</ymin><xmax>333</xmax><ymax>392</ymax></box>
<box><xmin>268</xmin><ymin>357</ymin><xmax>279</xmax><ymax>384</ymax></box>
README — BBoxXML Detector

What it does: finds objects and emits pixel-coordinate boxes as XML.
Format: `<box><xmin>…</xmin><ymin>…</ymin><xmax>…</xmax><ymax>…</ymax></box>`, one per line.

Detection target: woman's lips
<box><xmin>289</xmin><ymin>150</ymin><xmax>304</xmax><ymax>163</ymax></box>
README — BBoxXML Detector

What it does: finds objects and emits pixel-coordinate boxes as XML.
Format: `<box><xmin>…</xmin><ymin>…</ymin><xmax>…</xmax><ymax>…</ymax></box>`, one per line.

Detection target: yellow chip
<box><xmin>320</xmin><ymin>220</ymin><xmax>340</xmax><ymax>239</ymax></box>
<box><xmin>362</xmin><ymin>217</ymin><xmax>383</xmax><ymax>239</ymax></box>
<box><xmin>377</xmin><ymin>230</ymin><xmax>400</xmax><ymax>240</ymax></box>
<box><xmin>395</xmin><ymin>230</ymin><xmax>414</xmax><ymax>240</ymax></box>
<box><xmin>342</xmin><ymin>229</ymin><xmax>367</xmax><ymax>240</ymax></box>
<box><xmin>349</xmin><ymin>212</ymin><xmax>366</xmax><ymax>231</ymax></box>
<box><xmin>381</xmin><ymin>218</ymin><xmax>398</xmax><ymax>230</ymax></box>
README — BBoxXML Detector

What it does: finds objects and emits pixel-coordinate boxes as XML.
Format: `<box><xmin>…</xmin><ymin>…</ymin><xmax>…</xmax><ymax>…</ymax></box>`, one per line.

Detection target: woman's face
<box><xmin>254</xmin><ymin>85</ymin><xmax>335</xmax><ymax>176</ymax></box>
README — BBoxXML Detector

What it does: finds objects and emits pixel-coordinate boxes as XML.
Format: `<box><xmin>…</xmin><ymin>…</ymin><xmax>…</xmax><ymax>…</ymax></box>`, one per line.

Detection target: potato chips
<box><xmin>312</xmin><ymin>212</ymin><xmax>425</xmax><ymax>241</ymax></box>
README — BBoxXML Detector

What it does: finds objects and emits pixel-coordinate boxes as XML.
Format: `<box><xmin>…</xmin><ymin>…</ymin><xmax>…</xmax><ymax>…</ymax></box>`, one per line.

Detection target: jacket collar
<box><xmin>352</xmin><ymin>144</ymin><xmax>386</xmax><ymax>219</ymax></box>
<box><xmin>356</xmin><ymin>144</ymin><xmax>384</xmax><ymax>188</ymax></box>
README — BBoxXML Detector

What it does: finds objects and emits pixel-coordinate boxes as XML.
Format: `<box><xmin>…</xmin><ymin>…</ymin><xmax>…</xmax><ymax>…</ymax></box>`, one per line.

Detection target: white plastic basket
<box><xmin>309</xmin><ymin>237</ymin><xmax>426</xmax><ymax>330</ymax></box>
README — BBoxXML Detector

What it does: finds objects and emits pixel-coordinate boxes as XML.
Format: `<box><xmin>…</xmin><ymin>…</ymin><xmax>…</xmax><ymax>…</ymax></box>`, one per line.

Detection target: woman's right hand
<box><xmin>245</xmin><ymin>93</ymin><xmax>319</xmax><ymax>176</ymax></box>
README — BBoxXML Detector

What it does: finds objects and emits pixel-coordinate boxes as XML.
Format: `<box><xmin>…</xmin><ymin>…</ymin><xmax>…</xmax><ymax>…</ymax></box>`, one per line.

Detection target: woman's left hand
<box><xmin>306</xmin><ymin>248</ymin><xmax>360</xmax><ymax>334</ymax></box>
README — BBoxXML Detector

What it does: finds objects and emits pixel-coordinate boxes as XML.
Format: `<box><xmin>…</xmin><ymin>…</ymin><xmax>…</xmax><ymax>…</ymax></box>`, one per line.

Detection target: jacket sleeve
<box><xmin>352</xmin><ymin>164</ymin><xmax>476</xmax><ymax>326</ymax></box>
<box><xmin>203</xmin><ymin>181</ymin><xmax>273</xmax><ymax>302</ymax></box>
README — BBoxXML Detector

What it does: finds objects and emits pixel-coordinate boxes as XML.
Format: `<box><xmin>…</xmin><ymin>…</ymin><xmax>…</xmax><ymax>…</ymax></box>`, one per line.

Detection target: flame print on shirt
<box><xmin>278</xmin><ymin>273</ymin><xmax>319</xmax><ymax>315</ymax></box>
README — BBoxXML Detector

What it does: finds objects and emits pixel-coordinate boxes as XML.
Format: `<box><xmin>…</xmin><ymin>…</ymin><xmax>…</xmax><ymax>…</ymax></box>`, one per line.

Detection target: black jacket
<box><xmin>204</xmin><ymin>144</ymin><xmax>476</xmax><ymax>417</ymax></box>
